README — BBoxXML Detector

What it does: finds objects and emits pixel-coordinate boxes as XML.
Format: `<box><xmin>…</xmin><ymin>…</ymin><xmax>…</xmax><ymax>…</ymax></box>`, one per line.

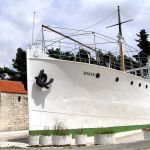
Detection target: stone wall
<box><xmin>0</xmin><ymin>92</ymin><xmax>28</xmax><ymax>131</ymax></box>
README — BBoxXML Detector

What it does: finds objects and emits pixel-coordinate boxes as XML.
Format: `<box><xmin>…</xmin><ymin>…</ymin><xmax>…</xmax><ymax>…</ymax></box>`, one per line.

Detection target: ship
<box><xmin>27</xmin><ymin>6</ymin><xmax>150</xmax><ymax>130</ymax></box>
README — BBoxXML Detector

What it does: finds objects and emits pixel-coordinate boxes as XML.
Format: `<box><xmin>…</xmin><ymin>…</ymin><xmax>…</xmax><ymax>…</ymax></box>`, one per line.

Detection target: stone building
<box><xmin>0</xmin><ymin>80</ymin><xmax>28</xmax><ymax>131</ymax></box>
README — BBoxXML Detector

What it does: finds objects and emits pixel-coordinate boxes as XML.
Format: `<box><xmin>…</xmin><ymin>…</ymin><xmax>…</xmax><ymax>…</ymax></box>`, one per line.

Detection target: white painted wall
<box><xmin>27</xmin><ymin>48</ymin><xmax>150</xmax><ymax>130</ymax></box>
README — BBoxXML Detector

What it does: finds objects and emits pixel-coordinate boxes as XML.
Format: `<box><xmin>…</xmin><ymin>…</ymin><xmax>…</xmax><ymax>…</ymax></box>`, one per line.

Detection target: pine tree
<box><xmin>2</xmin><ymin>48</ymin><xmax>27</xmax><ymax>89</ymax></box>
<box><xmin>0</xmin><ymin>67</ymin><xmax>6</xmax><ymax>79</ymax></box>
<box><xmin>134</xmin><ymin>29</ymin><xmax>150</xmax><ymax>66</ymax></box>
<box><xmin>76</xmin><ymin>48</ymin><xmax>91</xmax><ymax>63</ymax></box>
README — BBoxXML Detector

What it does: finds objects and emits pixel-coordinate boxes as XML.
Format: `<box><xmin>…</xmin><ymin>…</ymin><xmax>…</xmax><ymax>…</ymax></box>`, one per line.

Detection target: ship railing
<box><xmin>126</xmin><ymin>66</ymin><xmax>150</xmax><ymax>79</ymax></box>
<box><xmin>31</xmin><ymin>41</ymin><xmax>150</xmax><ymax>79</ymax></box>
<box><xmin>126</xmin><ymin>57</ymin><xmax>150</xmax><ymax>79</ymax></box>
<box><xmin>45</xmin><ymin>50</ymin><xmax>141</xmax><ymax>71</ymax></box>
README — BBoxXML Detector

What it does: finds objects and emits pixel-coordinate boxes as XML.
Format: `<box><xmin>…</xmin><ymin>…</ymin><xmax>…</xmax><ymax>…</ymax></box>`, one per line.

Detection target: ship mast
<box><xmin>118</xmin><ymin>6</ymin><xmax>125</xmax><ymax>72</ymax></box>
<box><xmin>107</xmin><ymin>6</ymin><xmax>133</xmax><ymax>71</ymax></box>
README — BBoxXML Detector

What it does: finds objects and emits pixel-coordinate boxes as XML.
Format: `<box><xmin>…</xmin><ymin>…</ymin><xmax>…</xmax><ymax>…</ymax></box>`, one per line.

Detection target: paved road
<box><xmin>1</xmin><ymin>140</ymin><xmax>150</xmax><ymax>150</ymax></box>
<box><xmin>1</xmin><ymin>130</ymin><xmax>150</xmax><ymax>150</ymax></box>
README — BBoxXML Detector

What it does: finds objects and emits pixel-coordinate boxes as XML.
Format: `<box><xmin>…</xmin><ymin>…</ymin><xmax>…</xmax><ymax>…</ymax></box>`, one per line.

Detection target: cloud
<box><xmin>0</xmin><ymin>0</ymin><xmax>149</xmax><ymax>67</ymax></box>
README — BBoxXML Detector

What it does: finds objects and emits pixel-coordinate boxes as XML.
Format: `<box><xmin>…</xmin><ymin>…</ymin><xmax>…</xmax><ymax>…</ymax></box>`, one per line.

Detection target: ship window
<box><xmin>139</xmin><ymin>83</ymin><xmax>141</xmax><ymax>87</ymax></box>
<box><xmin>137</xmin><ymin>70</ymin><xmax>141</xmax><ymax>76</ymax></box>
<box><xmin>115</xmin><ymin>77</ymin><xmax>119</xmax><ymax>82</ymax></box>
<box><xmin>146</xmin><ymin>85</ymin><xmax>148</xmax><ymax>89</ymax></box>
<box><xmin>130</xmin><ymin>81</ymin><xmax>134</xmax><ymax>85</ymax></box>
<box><xmin>144</xmin><ymin>69</ymin><xmax>148</xmax><ymax>76</ymax></box>
<box><xmin>18</xmin><ymin>96</ymin><xmax>21</xmax><ymax>102</ymax></box>
<box><xmin>130</xmin><ymin>71</ymin><xmax>135</xmax><ymax>75</ymax></box>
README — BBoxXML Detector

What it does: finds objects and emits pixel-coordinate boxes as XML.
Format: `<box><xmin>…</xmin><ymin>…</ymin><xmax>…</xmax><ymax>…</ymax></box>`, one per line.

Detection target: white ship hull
<box><xmin>27</xmin><ymin>52</ymin><xmax>150</xmax><ymax>130</ymax></box>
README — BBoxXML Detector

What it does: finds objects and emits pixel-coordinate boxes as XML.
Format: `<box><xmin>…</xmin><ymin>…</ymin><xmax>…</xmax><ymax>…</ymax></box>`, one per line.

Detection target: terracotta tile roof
<box><xmin>0</xmin><ymin>80</ymin><xmax>27</xmax><ymax>94</ymax></box>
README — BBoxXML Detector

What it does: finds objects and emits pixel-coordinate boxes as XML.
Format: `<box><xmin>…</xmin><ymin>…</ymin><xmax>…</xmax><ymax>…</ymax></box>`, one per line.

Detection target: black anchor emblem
<box><xmin>35</xmin><ymin>70</ymin><xmax>54</xmax><ymax>89</ymax></box>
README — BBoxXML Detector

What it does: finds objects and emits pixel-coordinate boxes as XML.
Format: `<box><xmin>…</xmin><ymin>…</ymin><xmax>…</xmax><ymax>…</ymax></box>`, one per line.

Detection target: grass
<box><xmin>75</xmin><ymin>128</ymin><xmax>86</xmax><ymax>135</ymax></box>
<box><xmin>29</xmin><ymin>124</ymin><xmax>150</xmax><ymax>137</ymax></box>
<box><xmin>95</xmin><ymin>128</ymin><xmax>114</xmax><ymax>134</ymax></box>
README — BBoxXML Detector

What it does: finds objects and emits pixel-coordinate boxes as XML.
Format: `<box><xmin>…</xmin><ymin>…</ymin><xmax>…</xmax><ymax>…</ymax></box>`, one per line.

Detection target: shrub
<box><xmin>142</xmin><ymin>128</ymin><xmax>150</xmax><ymax>131</ymax></box>
<box><xmin>53</xmin><ymin>122</ymin><xmax>69</xmax><ymax>136</ymax></box>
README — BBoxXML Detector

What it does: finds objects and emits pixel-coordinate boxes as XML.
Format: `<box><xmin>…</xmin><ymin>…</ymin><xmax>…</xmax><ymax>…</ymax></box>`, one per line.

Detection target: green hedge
<box><xmin>29</xmin><ymin>124</ymin><xmax>150</xmax><ymax>137</ymax></box>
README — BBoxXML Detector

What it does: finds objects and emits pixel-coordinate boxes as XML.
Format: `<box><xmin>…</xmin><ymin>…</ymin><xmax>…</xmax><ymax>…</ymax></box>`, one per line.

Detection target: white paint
<box><xmin>52</xmin><ymin>135</ymin><xmax>71</xmax><ymax>146</ymax></box>
<box><xmin>27</xmin><ymin>48</ymin><xmax>150</xmax><ymax>130</ymax></box>
<box><xmin>114</xmin><ymin>129</ymin><xmax>142</xmax><ymax>138</ymax></box>
<box><xmin>39</xmin><ymin>135</ymin><xmax>52</xmax><ymax>145</ymax></box>
<box><xmin>94</xmin><ymin>134</ymin><xmax>115</xmax><ymax>145</ymax></box>
<box><xmin>28</xmin><ymin>136</ymin><xmax>39</xmax><ymax>146</ymax></box>
<box><xmin>143</xmin><ymin>131</ymin><xmax>150</xmax><ymax>140</ymax></box>
<box><xmin>75</xmin><ymin>134</ymin><xmax>87</xmax><ymax>145</ymax></box>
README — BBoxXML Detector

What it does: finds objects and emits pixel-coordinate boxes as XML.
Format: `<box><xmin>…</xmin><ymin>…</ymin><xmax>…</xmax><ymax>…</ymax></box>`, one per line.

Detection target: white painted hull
<box><xmin>27</xmin><ymin>52</ymin><xmax>150</xmax><ymax>130</ymax></box>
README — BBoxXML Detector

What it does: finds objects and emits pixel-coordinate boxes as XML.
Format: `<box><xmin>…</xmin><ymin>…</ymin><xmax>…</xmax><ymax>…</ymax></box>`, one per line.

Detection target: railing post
<box><xmin>109</xmin><ymin>55</ymin><xmax>111</xmax><ymax>68</ymax></box>
<box><xmin>75</xmin><ymin>44</ymin><xmax>76</xmax><ymax>61</ymax></box>
<box><xmin>88</xmin><ymin>53</ymin><xmax>91</xmax><ymax>64</ymax></box>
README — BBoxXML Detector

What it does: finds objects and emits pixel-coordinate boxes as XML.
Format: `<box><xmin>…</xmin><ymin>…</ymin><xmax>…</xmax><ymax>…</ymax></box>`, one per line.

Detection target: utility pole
<box><xmin>107</xmin><ymin>6</ymin><xmax>133</xmax><ymax>71</ymax></box>
<box><xmin>118</xmin><ymin>6</ymin><xmax>125</xmax><ymax>71</ymax></box>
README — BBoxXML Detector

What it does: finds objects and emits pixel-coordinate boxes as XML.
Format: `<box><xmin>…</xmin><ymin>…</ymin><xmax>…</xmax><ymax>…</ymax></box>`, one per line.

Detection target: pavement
<box><xmin>0</xmin><ymin>130</ymin><xmax>150</xmax><ymax>149</ymax></box>
<box><xmin>0</xmin><ymin>130</ymin><xmax>29</xmax><ymax>148</ymax></box>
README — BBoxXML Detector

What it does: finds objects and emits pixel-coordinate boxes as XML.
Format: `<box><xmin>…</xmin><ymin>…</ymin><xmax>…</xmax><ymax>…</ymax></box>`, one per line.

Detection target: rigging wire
<box><xmin>76</xmin><ymin>10</ymin><xmax>117</xmax><ymax>32</ymax></box>
<box><xmin>94</xmin><ymin>34</ymin><xmax>116</xmax><ymax>43</ymax></box>
<box><xmin>44</xmin><ymin>32</ymin><xmax>94</xmax><ymax>49</ymax></box>
<box><xmin>33</xmin><ymin>11</ymin><xmax>150</xmax><ymax>66</ymax></box>
<box><xmin>47</xmin><ymin>10</ymin><xmax>117</xmax><ymax>34</ymax></box>
<box><xmin>45</xmin><ymin>26</ymin><xmax>92</xmax><ymax>33</ymax></box>
<box><xmin>34</xmin><ymin>30</ymin><xmax>42</xmax><ymax>44</ymax></box>
<box><xmin>43</xmin><ymin>10</ymin><xmax>117</xmax><ymax>45</ymax></box>
<box><xmin>39</xmin><ymin>28</ymin><xmax>149</xmax><ymax>61</ymax></box>
<box><xmin>44</xmin><ymin>40</ymin><xmax>116</xmax><ymax>46</ymax></box>
<box><xmin>43</xmin><ymin>28</ymin><xmax>118</xmax><ymax>51</ymax></box>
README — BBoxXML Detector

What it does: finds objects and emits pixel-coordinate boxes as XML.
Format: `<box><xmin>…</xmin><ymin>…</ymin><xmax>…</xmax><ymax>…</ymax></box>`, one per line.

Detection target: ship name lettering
<box><xmin>84</xmin><ymin>71</ymin><xmax>95</xmax><ymax>76</ymax></box>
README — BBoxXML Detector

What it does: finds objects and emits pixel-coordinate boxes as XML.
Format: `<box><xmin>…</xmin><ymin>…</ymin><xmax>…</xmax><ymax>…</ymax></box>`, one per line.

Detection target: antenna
<box><xmin>32</xmin><ymin>11</ymin><xmax>36</xmax><ymax>44</ymax></box>
<box><xmin>107</xmin><ymin>6</ymin><xmax>133</xmax><ymax>71</ymax></box>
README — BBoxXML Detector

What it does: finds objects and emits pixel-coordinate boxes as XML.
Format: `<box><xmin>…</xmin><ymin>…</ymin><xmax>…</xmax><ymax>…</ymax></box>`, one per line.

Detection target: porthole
<box><xmin>130</xmin><ymin>81</ymin><xmax>134</xmax><ymax>85</ymax></box>
<box><xmin>96</xmin><ymin>73</ymin><xmax>100</xmax><ymax>78</ymax></box>
<box><xmin>146</xmin><ymin>85</ymin><xmax>148</xmax><ymax>89</ymax></box>
<box><xmin>115</xmin><ymin>77</ymin><xmax>119</xmax><ymax>82</ymax></box>
<box><xmin>139</xmin><ymin>83</ymin><xmax>141</xmax><ymax>87</ymax></box>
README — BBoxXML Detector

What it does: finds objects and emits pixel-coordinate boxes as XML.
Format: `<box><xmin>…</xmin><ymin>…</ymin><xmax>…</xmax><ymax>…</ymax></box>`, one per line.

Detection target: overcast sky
<box><xmin>0</xmin><ymin>0</ymin><xmax>150</xmax><ymax>67</ymax></box>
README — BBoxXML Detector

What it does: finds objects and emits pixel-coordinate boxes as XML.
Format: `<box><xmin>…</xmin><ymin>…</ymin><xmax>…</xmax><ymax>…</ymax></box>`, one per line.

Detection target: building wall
<box><xmin>0</xmin><ymin>92</ymin><xmax>28</xmax><ymax>131</ymax></box>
